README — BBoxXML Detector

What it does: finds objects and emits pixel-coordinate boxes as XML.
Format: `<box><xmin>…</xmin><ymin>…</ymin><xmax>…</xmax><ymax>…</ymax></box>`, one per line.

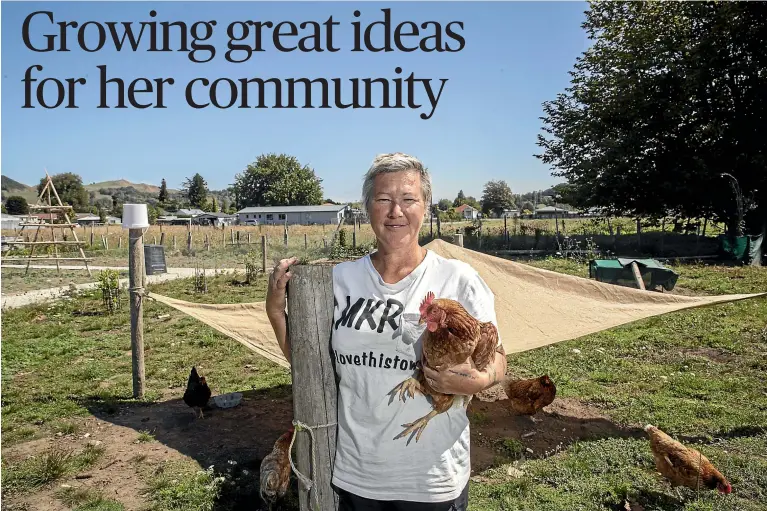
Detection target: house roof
<box><xmin>535</xmin><ymin>206</ymin><xmax>569</xmax><ymax>213</ymax></box>
<box><xmin>196</xmin><ymin>212</ymin><xmax>236</xmax><ymax>218</ymax></box>
<box><xmin>237</xmin><ymin>205</ymin><xmax>348</xmax><ymax>214</ymax></box>
<box><xmin>455</xmin><ymin>204</ymin><xmax>476</xmax><ymax>213</ymax></box>
<box><xmin>176</xmin><ymin>208</ymin><xmax>205</xmax><ymax>216</ymax></box>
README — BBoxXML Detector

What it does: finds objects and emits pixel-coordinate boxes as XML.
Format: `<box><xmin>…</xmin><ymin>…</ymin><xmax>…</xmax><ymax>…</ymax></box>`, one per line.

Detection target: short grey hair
<box><xmin>361</xmin><ymin>153</ymin><xmax>432</xmax><ymax>214</ymax></box>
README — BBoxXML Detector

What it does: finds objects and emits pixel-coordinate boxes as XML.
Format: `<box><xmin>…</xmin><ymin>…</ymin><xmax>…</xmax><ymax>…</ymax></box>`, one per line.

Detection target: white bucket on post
<box><xmin>122</xmin><ymin>204</ymin><xmax>149</xmax><ymax>229</ymax></box>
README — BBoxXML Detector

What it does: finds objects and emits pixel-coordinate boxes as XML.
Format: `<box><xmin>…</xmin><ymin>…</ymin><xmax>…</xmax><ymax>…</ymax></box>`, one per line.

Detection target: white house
<box><xmin>455</xmin><ymin>204</ymin><xmax>479</xmax><ymax>220</ymax></box>
<box><xmin>237</xmin><ymin>204</ymin><xmax>349</xmax><ymax>225</ymax></box>
<box><xmin>194</xmin><ymin>212</ymin><xmax>237</xmax><ymax>227</ymax></box>
<box><xmin>534</xmin><ymin>206</ymin><xmax>574</xmax><ymax>219</ymax></box>
<box><xmin>75</xmin><ymin>213</ymin><xmax>100</xmax><ymax>225</ymax></box>
<box><xmin>1</xmin><ymin>214</ymin><xmax>22</xmax><ymax>230</ymax></box>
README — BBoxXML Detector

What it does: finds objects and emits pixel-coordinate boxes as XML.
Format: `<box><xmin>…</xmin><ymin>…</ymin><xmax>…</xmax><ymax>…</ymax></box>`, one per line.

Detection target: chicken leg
<box><xmin>393</xmin><ymin>390</ymin><xmax>456</xmax><ymax>445</ymax></box>
<box><xmin>388</xmin><ymin>376</ymin><xmax>424</xmax><ymax>403</ymax></box>
<box><xmin>394</xmin><ymin>409</ymin><xmax>440</xmax><ymax>444</ymax></box>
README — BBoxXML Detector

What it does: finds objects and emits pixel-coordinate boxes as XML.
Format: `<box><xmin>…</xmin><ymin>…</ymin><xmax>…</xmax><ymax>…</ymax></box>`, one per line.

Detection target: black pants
<box><xmin>336</xmin><ymin>482</ymin><xmax>469</xmax><ymax>511</ymax></box>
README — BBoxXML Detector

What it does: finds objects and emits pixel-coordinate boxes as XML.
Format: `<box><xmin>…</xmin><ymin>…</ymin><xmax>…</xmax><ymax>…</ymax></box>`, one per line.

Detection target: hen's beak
<box><xmin>418</xmin><ymin>317</ymin><xmax>424</xmax><ymax>325</ymax></box>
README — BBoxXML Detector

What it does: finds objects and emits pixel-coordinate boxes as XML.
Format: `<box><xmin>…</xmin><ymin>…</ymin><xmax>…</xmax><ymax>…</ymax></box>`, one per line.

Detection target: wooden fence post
<box><xmin>128</xmin><ymin>228</ymin><xmax>146</xmax><ymax>398</ymax></box>
<box><xmin>287</xmin><ymin>264</ymin><xmax>339</xmax><ymax>511</ymax></box>
<box><xmin>261</xmin><ymin>235</ymin><xmax>267</xmax><ymax>273</ymax></box>
<box><xmin>455</xmin><ymin>233</ymin><xmax>464</xmax><ymax>248</ymax></box>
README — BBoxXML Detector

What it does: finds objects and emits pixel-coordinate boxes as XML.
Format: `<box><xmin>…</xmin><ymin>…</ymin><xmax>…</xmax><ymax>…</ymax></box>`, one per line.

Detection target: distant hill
<box><xmin>1</xmin><ymin>175</ymin><xmax>34</xmax><ymax>192</ymax></box>
<box><xmin>1</xmin><ymin>176</ymin><xmax>234</xmax><ymax>213</ymax></box>
<box><xmin>1</xmin><ymin>175</ymin><xmax>39</xmax><ymax>203</ymax></box>
<box><xmin>83</xmin><ymin>179</ymin><xmax>181</xmax><ymax>195</ymax></box>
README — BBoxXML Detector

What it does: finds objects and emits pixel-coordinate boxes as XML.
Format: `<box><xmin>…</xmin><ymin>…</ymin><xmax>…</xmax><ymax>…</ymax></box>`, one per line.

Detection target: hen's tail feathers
<box><xmin>187</xmin><ymin>367</ymin><xmax>201</xmax><ymax>387</ymax></box>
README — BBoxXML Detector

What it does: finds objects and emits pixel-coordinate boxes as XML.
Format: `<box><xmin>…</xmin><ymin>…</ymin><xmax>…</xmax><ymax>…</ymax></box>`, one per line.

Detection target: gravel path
<box><xmin>1</xmin><ymin>265</ymin><xmax>238</xmax><ymax>310</ymax></box>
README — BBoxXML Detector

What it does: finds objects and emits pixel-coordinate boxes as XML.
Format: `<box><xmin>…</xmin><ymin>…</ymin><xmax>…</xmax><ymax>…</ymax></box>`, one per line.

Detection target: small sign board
<box><xmin>144</xmin><ymin>244</ymin><xmax>167</xmax><ymax>275</ymax></box>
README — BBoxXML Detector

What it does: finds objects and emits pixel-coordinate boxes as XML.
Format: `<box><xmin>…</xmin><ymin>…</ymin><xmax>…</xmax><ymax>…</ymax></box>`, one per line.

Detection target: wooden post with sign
<box><xmin>128</xmin><ymin>228</ymin><xmax>146</xmax><ymax>398</ymax></box>
<box><xmin>287</xmin><ymin>264</ymin><xmax>339</xmax><ymax>511</ymax></box>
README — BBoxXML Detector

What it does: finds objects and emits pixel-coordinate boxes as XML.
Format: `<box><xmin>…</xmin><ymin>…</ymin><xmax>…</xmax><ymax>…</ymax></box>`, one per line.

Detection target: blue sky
<box><xmin>1</xmin><ymin>1</ymin><xmax>590</xmax><ymax>203</ymax></box>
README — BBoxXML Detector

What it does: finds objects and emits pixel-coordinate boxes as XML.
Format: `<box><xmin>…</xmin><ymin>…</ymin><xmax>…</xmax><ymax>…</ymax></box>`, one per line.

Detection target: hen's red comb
<box><xmin>419</xmin><ymin>291</ymin><xmax>435</xmax><ymax>316</ymax></box>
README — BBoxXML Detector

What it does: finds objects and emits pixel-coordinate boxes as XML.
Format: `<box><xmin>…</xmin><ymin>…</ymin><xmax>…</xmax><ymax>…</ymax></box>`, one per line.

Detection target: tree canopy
<box><xmin>158</xmin><ymin>178</ymin><xmax>169</xmax><ymax>203</ymax></box>
<box><xmin>5</xmin><ymin>196</ymin><xmax>29</xmax><ymax>215</ymax></box>
<box><xmin>183</xmin><ymin>173</ymin><xmax>208</xmax><ymax>209</ymax></box>
<box><xmin>481</xmin><ymin>180</ymin><xmax>515</xmax><ymax>216</ymax></box>
<box><xmin>536</xmin><ymin>1</ymin><xmax>766</xmax><ymax>235</ymax></box>
<box><xmin>230</xmin><ymin>153</ymin><xmax>324</xmax><ymax>208</ymax></box>
<box><xmin>37</xmin><ymin>173</ymin><xmax>89</xmax><ymax>212</ymax></box>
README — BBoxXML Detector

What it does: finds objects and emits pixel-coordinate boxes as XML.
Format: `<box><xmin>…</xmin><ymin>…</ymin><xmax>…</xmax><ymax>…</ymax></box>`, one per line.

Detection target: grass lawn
<box><xmin>1</xmin><ymin>256</ymin><xmax>765</xmax><ymax>510</ymax></box>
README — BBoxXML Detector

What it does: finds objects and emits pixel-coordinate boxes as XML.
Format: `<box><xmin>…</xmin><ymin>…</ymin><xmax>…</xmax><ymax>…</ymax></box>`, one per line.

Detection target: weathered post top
<box><xmin>287</xmin><ymin>264</ymin><xmax>339</xmax><ymax>511</ymax></box>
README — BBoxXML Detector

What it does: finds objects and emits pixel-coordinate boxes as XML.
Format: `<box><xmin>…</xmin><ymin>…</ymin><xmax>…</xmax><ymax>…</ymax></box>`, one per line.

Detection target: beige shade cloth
<box><xmin>146</xmin><ymin>239</ymin><xmax>765</xmax><ymax>367</ymax></box>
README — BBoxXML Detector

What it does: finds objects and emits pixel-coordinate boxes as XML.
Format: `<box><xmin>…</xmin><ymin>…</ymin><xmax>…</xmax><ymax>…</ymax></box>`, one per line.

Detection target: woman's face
<box><xmin>369</xmin><ymin>170</ymin><xmax>426</xmax><ymax>252</ymax></box>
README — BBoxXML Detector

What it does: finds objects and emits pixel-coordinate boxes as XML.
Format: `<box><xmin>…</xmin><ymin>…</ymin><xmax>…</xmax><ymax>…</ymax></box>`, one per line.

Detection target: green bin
<box><xmin>589</xmin><ymin>258</ymin><xmax>679</xmax><ymax>291</ymax></box>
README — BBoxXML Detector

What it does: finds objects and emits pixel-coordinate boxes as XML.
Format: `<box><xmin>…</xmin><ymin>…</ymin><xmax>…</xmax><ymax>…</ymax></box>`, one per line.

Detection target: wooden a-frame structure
<box><xmin>3</xmin><ymin>170</ymin><xmax>92</xmax><ymax>276</ymax></box>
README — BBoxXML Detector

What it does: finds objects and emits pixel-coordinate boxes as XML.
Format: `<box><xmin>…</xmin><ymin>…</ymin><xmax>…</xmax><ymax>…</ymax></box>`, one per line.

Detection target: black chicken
<box><xmin>183</xmin><ymin>366</ymin><xmax>211</xmax><ymax>418</ymax></box>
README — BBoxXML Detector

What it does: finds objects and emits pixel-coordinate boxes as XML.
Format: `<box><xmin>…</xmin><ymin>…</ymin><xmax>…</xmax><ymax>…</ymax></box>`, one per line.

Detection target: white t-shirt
<box><xmin>330</xmin><ymin>249</ymin><xmax>501</xmax><ymax>502</ymax></box>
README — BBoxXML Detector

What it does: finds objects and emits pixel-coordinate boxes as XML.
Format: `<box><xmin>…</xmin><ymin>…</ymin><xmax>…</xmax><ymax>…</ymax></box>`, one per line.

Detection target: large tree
<box><xmin>158</xmin><ymin>178</ymin><xmax>169</xmax><ymax>203</ymax></box>
<box><xmin>183</xmin><ymin>173</ymin><xmax>208</xmax><ymax>209</ymax></box>
<box><xmin>536</xmin><ymin>1</ymin><xmax>766</xmax><ymax>239</ymax></box>
<box><xmin>453</xmin><ymin>190</ymin><xmax>466</xmax><ymax>207</ymax></box>
<box><xmin>37</xmin><ymin>172</ymin><xmax>89</xmax><ymax>212</ymax></box>
<box><xmin>230</xmin><ymin>153</ymin><xmax>323</xmax><ymax>208</ymax></box>
<box><xmin>5</xmin><ymin>195</ymin><xmax>29</xmax><ymax>215</ymax></box>
<box><xmin>480</xmin><ymin>180</ymin><xmax>515</xmax><ymax>217</ymax></box>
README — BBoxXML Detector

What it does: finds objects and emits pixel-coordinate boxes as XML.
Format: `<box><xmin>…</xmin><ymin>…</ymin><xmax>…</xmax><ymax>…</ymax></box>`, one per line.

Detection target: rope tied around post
<box><xmin>288</xmin><ymin>419</ymin><xmax>338</xmax><ymax>511</ymax></box>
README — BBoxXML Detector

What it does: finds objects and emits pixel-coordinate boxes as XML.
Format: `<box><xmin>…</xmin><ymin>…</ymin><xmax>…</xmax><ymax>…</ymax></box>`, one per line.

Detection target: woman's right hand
<box><xmin>266</xmin><ymin>256</ymin><xmax>298</xmax><ymax>317</ymax></box>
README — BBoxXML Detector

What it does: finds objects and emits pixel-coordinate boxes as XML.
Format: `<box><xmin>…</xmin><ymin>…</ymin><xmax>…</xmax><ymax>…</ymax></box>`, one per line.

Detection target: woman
<box><xmin>266</xmin><ymin>153</ymin><xmax>506</xmax><ymax>510</ymax></box>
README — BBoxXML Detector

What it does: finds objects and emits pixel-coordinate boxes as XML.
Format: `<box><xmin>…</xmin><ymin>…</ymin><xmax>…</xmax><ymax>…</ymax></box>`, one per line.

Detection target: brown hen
<box><xmin>645</xmin><ymin>424</ymin><xmax>732</xmax><ymax>494</ymax></box>
<box><xmin>389</xmin><ymin>291</ymin><xmax>499</xmax><ymax>444</ymax></box>
<box><xmin>259</xmin><ymin>427</ymin><xmax>295</xmax><ymax>505</ymax></box>
<box><xmin>501</xmin><ymin>375</ymin><xmax>556</xmax><ymax>415</ymax></box>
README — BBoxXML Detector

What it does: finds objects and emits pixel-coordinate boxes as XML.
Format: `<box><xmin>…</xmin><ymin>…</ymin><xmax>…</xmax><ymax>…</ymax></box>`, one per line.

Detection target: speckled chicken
<box><xmin>259</xmin><ymin>427</ymin><xmax>295</xmax><ymax>506</ymax></box>
<box><xmin>501</xmin><ymin>375</ymin><xmax>556</xmax><ymax>415</ymax></box>
<box><xmin>645</xmin><ymin>424</ymin><xmax>732</xmax><ymax>494</ymax></box>
<box><xmin>389</xmin><ymin>291</ymin><xmax>498</xmax><ymax>444</ymax></box>
<box><xmin>183</xmin><ymin>366</ymin><xmax>211</xmax><ymax>419</ymax></box>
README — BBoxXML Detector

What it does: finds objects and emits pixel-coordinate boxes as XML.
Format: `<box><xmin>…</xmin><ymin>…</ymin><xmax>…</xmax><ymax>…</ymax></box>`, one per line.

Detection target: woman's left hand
<box><xmin>422</xmin><ymin>358</ymin><xmax>488</xmax><ymax>396</ymax></box>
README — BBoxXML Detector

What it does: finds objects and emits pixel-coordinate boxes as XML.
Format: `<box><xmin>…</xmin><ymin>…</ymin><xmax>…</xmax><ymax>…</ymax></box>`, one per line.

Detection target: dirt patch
<box><xmin>3</xmin><ymin>420</ymin><xmax>178</xmax><ymax>511</ymax></box>
<box><xmin>679</xmin><ymin>347</ymin><xmax>736</xmax><ymax>363</ymax></box>
<box><xmin>3</xmin><ymin>388</ymin><xmax>295</xmax><ymax>511</ymax></box>
<box><xmin>4</xmin><ymin>385</ymin><xmax>641</xmax><ymax>510</ymax></box>
<box><xmin>468</xmin><ymin>387</ymin><xmax>645</xmax><ymax>472</ymax></box>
